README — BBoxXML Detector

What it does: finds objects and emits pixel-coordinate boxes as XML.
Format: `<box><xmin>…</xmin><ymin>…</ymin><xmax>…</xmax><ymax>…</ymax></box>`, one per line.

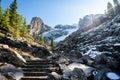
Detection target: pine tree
<box><xmin>113</xmin><ymin>0</ymin><xmax>120</xmax><ymax>15</ymax></box>
<box><xmin>9</xmin><ymin>0</ymin><xmax>17</xmax><ymax>28</ymax></box>
<box><xmin>22</xmin><ymin>18</ymin><xmax>29</xmax><ymax>37</ymax></box>
<box><xmin>0</xmin><ymin>0</ymin><xmax>2</xmax><ymax>5</ymax></box>
<box><xmin>41</xmin><ymin>37</ymin><xmax>44</xmax><ymax>45</ymax></box>
<box><xmin>2</xmin><ymin>8</ymin><xmax>10</xmax><ymax>31</ymax></box>
<box><xmin>0</xmin><ymin>0</ymin><xmax>3</xmax><ymax>29</ymax></box>
<box><xmin>51</xmin><ymin>36</ymin><xmax>54</xmax><ymax>47</ymax></box>
<box><xmin>16</xmin><ymin>14</ymin><xmax>23</xmax><ymax>37</ymax></box>
<box><xmin>0</xmin><ymin>6</ymin><xmax>3</xmax><ymax>29</ymax></box>
<box><xmin>107</xmin><ymin>2</ymin><xmax>115</xmax><ymax>18</ymax></box>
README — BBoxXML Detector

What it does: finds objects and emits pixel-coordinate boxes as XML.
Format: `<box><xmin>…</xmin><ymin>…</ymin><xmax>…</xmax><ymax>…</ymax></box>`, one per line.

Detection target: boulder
<box><xmin>32</xmin><ymin>45</ymin><xmax>51</xmax><ymax>58</ymax></box>
<box><xmin>63</xmin><ymin>68</ymin><xmax>88</xmax><ymax>80</ymax></box>
<box><xmin>0</xmin><ymin>63</ymin><xmax>23</xmax><ymax>80</ymax></box>
<box><xmin>94</xmin><ymin>54</ymin><xmax>107</xmax><ymax>65</ymax></box>
<box><xmin>58</xmin><ymin>57</ymin><xmax>70</xmax><ymax>64</ymax></box>
<box><xmin>0</xmin><ymin>48</ymin><xmax>25</xmax><ymax>66</ymax></box>
<box><xmin>69</xmin><ymin>57</ymin><xmax>84</xmax><ymax>63</ymax></box>
<box><xmin>70</xmin><ymin>68</ymin><xmax>87</xmax><ymax>80</ymax></box>
<box><xmin>50</xmin><ymin>72</ymin><xmax>62</xmax><ymax>80</ymax></box>
<box><xmin>59</xmin><ymin>64</ymin><xmax>70</xmax><ymax>73</ymax></box>
<box><xmin>107</xmin><ymin>57</ymin><xmax>119</xmax><ymax>70</ymax></box>
<box><xmin>68</xmin><ymin>63</ymin><xmax>94</xmax><ymax>77</ymax></box>
<box><xmin>82</xmin><ymin>55</ymin><xmax>94</xmax><ymax>66</ymax></box>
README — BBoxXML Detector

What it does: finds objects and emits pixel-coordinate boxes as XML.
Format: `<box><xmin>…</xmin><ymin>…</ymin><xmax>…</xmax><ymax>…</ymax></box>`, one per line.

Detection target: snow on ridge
<box><xmin>55</xmin><ymin>27</ymin><xmax>79</xmax><ymax>42</ymax></box>
<box><xmin>82</xmin><ymin>48</ymin><xmax>101</xmax><ymax>59</ymax></box>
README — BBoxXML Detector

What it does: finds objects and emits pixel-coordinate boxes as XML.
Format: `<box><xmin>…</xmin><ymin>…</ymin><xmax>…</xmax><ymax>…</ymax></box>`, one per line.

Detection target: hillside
<box><xmin>54</xmin><ymin>14</ymin><xmax>120</xmax><ymax>80</ymax></box>
<box><xmin>0</xmin><ymin>30</ymin><xmax>52</xmax><ymax>79</ymax></box>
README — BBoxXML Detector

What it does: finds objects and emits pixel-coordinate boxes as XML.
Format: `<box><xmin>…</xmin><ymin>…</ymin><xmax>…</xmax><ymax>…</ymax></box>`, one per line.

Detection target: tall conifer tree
<box><xmin>3</xmin><ymin>8</ymin><xmax>10</xmax><ymax>31</ymax></box>
<box><xmin>0</xmin><ymin>6</ymin><xmax>3</xmax><ymax>28</ymax></box>
<box><xmin>9</xmin><ymin>0</ymin><xmax>17</xmax><ymax>28</ymax></box>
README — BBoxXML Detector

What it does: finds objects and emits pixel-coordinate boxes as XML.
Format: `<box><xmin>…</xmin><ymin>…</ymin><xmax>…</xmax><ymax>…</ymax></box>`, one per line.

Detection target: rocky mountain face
<box><xmin>41</xmin><ymin>24</ymin><xmax>78</xmax><ymax>42</ymax></box>
<box><xmin>29</xmin><ymin>17</ymin><xmax>51</xmax><ymax>36</ymax></box>
<box><xmin>53</xmin><ymin>14</ymin><xmax>120</xmax><ymax>79</ymax></box>
<box><xmin>78</xmin><ymin>14</ymin><xmax>107</xmax><ymax>32</ymax></box>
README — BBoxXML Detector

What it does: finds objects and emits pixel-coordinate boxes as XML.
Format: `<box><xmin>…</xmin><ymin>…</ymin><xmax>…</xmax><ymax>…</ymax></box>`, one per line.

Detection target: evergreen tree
<box><xmin>41</xmin><ymin>37</ymin><xmax>44</xmax><ymax>45</ymax></box>
<box><xmin>113</xmin><ymin>0</ymin><xmax>120</xmax><ymax>15</ymax></box>
<box><xmin>0</xmin><ymin>6</ymin><xmax>3</xmax><ymax>28</ymax></box>
<box><xmin>0</xmin><ymin>0</ymin><xmax>2</xmax><ymax>5</ymax></box>
<box><xmin>2</xmin><ymin>8</ymin><xmax>10</xmax><ymax>31</ymax></box>
<box><xmin>107</xmin><ymin>2</ymin><xmax>115</xmax><ymax>18</ymax></box>
<box><xmin>0</xmin><ymin>0</ymin><xmax>3</xmax><ymax>29</ymax></box>
<box><xmin>17</xmin><ymin>14</ymin><xmax>23</xmax><ymax>28</ymax></box>
<box><xmin>51</xmin><ymin>36</ymin><xmax>54</xmax><ymax>47</ymax></box>
<box><xmin>9</xmin><ymin>0</ymin><xmax>17</xmax><ymax>28</ymax></box>
<box><xmin>22</xmin><ymin>18</ymin><xmax>29</xmax><ymax>37</ymax></box>
<box><xmin>16</xmin><ymin>14</ymin><xmax>23</xmax><ymax>37</ymax></box>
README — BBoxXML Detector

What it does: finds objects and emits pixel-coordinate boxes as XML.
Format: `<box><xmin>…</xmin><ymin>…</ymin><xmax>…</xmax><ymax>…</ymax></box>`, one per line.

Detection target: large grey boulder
<box><xmin>63</xmin><ymin>68</ymin><xmax>87</xmax><ymax>80</ymax></box>
<box><xmin>0</xmin><ymin>63</ymin><xmax>23</xmax><ymax>80</ymax></box>
<box><xmin>70</xmin><ymin>68</ymin><xmax>87</xmax><ymax>80</ymax></box>
<box><xmin>0</xmin><ymin>47</ymin><xmax>26</xmax><ymax>66</ymax></box>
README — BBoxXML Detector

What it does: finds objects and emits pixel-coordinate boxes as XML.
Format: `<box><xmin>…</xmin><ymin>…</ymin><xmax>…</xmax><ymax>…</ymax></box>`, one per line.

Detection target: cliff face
<box><xmin>29</xmin><ymin>17</ymin><xmax>47</xmax><ymax>36</ymax></box>
<box><xmin>78</xmin><ymin>14</ymin><xmax>106</xmax><ymax>32</ymax></box>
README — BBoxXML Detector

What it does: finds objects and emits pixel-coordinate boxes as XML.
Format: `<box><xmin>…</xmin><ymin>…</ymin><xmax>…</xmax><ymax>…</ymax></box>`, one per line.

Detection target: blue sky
<box><xmin>1</xmin><ymin>0</ymin><xmax>112</xmax><ymax>27</ymax></box>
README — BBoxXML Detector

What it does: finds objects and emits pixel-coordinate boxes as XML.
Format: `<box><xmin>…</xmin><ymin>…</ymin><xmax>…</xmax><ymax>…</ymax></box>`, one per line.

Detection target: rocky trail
<box><xmin>20</xmin><ymin>60</ymin><xmax>61</xmax><ymax>80</ymax></box>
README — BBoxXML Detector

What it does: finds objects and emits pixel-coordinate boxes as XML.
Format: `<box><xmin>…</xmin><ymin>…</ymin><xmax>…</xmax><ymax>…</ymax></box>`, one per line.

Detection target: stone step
<box><xmin>20</xmin><ymin>76</ymin><xmax>48</xmax><ymax>80</ymax></box>
<box><xmin>25</xmin><ymin>65</ymin><xmax>54</xmax><ymax>68</ymax></box>
<box><xmin>20</xmin><ymin>60</ymin><xmax>60</xmax><ymax>80</ymax></box>
<box><xmin>23</xmin><ymin>72</ymin><xmax>47</xmax><ymax>76</ymax></box>
<box><xmin>25</xmin><ymin>62</ymin><xmax>54</xmax><ymax>65</ymax></box>
<box><xmin>22</xmin><ymin>67</ymin><xmax>59</xmax><ymax>72</ymax></box>
<box><xmin>24</xmin><ymin>65</ymin><xmax>50</xmax><ymax>68</ymax></box>
<box><xmin>26</xmin><ymin>60</ymin><xmax>50</xmax><ymax>63</ymax></box>
<box><xmin>22</xmin><ymin>68</ymin><xmax>51</xmax><ymax>72</ymax></box>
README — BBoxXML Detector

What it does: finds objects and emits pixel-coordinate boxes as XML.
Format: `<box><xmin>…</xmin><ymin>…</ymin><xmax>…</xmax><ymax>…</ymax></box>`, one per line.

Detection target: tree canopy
<box><xmin>0</xmin><ymin>0</ymin><xmax>30</xmax><ymax>38</ymax></box>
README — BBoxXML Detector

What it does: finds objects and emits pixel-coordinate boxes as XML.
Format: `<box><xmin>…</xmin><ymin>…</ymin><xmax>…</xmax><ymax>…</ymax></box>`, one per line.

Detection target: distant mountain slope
<box><xmin>42</xmin><ymin>24</ymin><xmax>78</xmax><ymax>42</ymax></box>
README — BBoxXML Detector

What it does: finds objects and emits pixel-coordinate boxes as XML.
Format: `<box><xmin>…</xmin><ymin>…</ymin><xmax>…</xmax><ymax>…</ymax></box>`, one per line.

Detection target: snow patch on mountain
<box><xmin>55</xmin><ymin>27</ymin><xmax>79</xmax><ymax>42</ymax></box>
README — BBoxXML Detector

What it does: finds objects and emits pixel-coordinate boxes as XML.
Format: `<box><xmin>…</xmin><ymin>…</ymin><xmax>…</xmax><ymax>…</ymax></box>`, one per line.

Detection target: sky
<box><xmin>1</xmin><ymin>0</ymin><xmax>113</xmax><ymax>27</ymax></box>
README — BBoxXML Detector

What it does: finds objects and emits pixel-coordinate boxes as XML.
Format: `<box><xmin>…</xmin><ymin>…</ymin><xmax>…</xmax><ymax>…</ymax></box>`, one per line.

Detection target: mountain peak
<box><xmin>29</xmin><ymin>17</ymin><xmax>47</xmax><ymax>36</ymax></box>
